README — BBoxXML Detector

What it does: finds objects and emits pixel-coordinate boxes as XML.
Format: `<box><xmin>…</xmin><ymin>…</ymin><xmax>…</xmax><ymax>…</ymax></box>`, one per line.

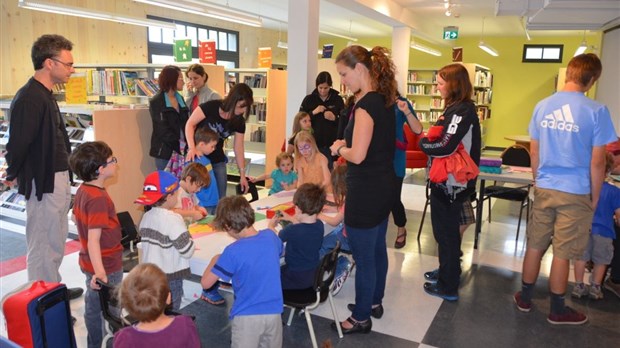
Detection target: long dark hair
<box><xmin>221</xmin><ymin>83</ymin><xmax>253</xmax><ymax>115</ymax></box>
<box><xmin>336</xmin><ymin>45</ymin><xmax>397</xmax><ymax>107</ymax></box>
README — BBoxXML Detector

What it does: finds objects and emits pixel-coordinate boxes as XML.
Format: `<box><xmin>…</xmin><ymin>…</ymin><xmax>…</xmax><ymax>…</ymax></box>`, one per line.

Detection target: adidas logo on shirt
<box><xmin>540</xmin><ymin>104</ymin><xmax>579</xmax><ymax>132</ymax></box>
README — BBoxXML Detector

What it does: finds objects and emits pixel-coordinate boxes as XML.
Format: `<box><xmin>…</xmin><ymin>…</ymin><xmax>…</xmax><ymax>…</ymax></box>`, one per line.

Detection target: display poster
<box><xmin>322</xmin><ymin>44</ymin><xmax>334</xmax><ymax>58</ymax></box>
<box><xmin>174</xmin><ymin>39</ymin><xmax>192</xmax><ymax>62</ymax></box>
<box><xmin>258</xmin><ymin>47</ymin><xmax>272</xmax><ymax>68</ymax></box>
<box><xmin>199</xmin><ymin>40</ymin><xmax>216</xmax><ymax>64</ymax></box>
<box><xmin>65</xmin><ymin>74</ymin><xmax>87</xmax><ymax>104</ymax></box>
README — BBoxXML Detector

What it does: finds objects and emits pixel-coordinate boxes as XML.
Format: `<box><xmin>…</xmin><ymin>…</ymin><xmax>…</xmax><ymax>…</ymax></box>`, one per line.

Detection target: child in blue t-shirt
<box><xmin>572</xmin><ymin>152</ymin><xmax>620</xmax><ymax>300</ymax></box>
<box><xmin>249</xmin><ymin>152</ymin><xmax>297</xmax><ymax>195</ymax></box>
<box><xmin>193</xmin><ymin>127</ymin><xmax>219</xmax><ymax>214</ymax></box>
<box><xmin>201</xmin><ymin>196</ymin><xmax>283</xmax><ymax>347</ymax></box>
<box><xmin>273</xmin><ymin>183</ymin><xmax>325</xmax><ymax>289</ymax></box>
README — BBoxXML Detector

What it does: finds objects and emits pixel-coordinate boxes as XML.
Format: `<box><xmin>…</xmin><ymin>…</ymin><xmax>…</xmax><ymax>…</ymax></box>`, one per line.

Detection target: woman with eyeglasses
<box><xmin>185</xmin><ymin>83</ymin><xmax>254</xmax><ymax>199</ymax></box>
<box><xmin>149</xmin><ymin>65</ymin><xmax>189</xmax><ymax>171</ymax></box>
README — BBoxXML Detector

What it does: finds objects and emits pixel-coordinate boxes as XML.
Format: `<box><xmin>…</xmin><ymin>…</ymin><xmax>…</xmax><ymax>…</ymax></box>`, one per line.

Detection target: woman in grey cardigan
<box><xmin>185</xmin><ymin>64</ymin><xmax>222</xmax><ymax>112</ymax></box>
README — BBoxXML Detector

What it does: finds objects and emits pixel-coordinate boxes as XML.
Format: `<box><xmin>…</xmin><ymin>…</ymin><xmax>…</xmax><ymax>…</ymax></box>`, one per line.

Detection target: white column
<box><xmin>391</xmin><ymin>26</ymin><xmax>411</xmax><ymax>96</ymax></box>
<box><xmin>286</xmin><ymin>0</ymin><xmax>319</xmax><ymax>139</ymax></box>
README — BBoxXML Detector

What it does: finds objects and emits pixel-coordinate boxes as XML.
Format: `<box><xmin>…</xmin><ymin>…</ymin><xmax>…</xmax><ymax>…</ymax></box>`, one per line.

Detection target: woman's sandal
<box><xmin>394</xmin><ymin>228</ymin><xmax>407</xmax><ymax>249</ymax></box>
<box><xmin>331</xmin><ymin>316</ymin><xmax>372</xmax><ymax>334</ymax></box>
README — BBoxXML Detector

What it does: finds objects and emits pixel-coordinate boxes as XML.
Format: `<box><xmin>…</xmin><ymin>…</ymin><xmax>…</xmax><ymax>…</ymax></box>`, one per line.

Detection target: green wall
<box><xmin>320</xmin><ymin>33</ymin><xmax>602</xmax><ymax>148</ymax></box>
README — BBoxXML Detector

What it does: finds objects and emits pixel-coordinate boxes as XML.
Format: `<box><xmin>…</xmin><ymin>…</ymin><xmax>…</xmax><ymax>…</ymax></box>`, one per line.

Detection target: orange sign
<box><xmin>258</xmin><ymin>47</ymin><xmax>272</xmax><ymax>68</ymax></box>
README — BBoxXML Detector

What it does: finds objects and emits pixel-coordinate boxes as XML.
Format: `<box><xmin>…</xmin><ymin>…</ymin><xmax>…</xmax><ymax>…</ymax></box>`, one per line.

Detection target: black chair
<box><xmin>283</xmin><ymin>242</ymin><xmax>343</xmax><ymax>348</ymax></box>
<box><xmin>117</xmin><ymin>212</ymin><xmax>140</xmax><ymax>252</ymax></box>
<box><xmin>236</xmin><ymin>181</ymin><xmax>259</xmax><ymax>202</ymax></box>
<box><xmin>482</xmin><ymin>145</ymin><xmax>531</xmax><ymax>241</ymax></box>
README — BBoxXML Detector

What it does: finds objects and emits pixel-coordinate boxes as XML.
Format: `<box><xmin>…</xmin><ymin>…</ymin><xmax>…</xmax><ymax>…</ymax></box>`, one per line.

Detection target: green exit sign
<box><xmin>443</xmin><ymin>26</ymin><xmax>459</xmax><ymax>40</ymax></box>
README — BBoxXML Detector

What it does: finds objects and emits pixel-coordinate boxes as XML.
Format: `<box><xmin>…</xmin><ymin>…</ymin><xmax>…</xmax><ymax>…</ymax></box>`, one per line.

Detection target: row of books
<box><xmin>243</xmin><ymin>74</ymin><xmax>267</xmax><ymax>88</ymax></box>
<box><xmin>416</xmin><ymin>111</ymin><xmax>443</xmax><ymax>123</ymax></box>
<box><xmin>250</xmin><ymin>103</ymin><xmax>267</xmax><ymax>122</ymax></box>
<box><xmin>474</xmin><ymin>70</ymin><xmax>493</xmax><ymax>88</ymax></box>
<box><xmin>244</xmin><ymin>124</ymin><xmax>266</xmax><ymax>143</ymax></box>
<box><xmin>410</xmin><ymin>98</ymin><xmax>445</xmax><ymax>110</ymax></box>
<box><xmin>407</xmin><ymin>84</ymin><xmax>440</xmax><ymax>96</ymax></box>
<box><xmin>408</xmin><ymin>71</ymin><xmax>437</xmax><ymax>84</ymax></box>
<box><xmin>85</xmin><ymin>70</ymin><xmax>158</xmax><ymax>97</ymax></box>
<box><xmin>475</xmin><ymin>89</ymin><xmax>493</xmax><ymax>105</ymax></box>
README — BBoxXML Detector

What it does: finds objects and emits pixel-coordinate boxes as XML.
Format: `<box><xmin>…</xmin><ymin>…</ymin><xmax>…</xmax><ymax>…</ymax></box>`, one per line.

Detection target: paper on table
<box><xmin>509</xmin><ymin>166</ymin><xmax>532</xmax><ymax>173</ymax></box>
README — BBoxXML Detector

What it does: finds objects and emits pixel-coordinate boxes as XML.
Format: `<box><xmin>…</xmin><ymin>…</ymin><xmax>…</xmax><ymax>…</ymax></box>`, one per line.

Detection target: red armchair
<box><xmin>404</xmin><ymin>125</ymin><xmax>428</xmax><ymax>170</ymax></box>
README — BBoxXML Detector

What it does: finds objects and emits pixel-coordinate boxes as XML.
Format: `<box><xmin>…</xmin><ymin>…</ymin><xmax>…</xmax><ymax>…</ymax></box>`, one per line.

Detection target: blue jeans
<box><xmin>319</xmin><ymin>225</ymin><xmax>350</xmax><ymax>259</ymax></box>
<box><xmin>213</xmin><ymin>161</ymin><xmax>228</xmax><ymax>200</ymax></box>
<box><xmin>346</xmin><ymin>218</ymin><xmax>388</xmax><ymax>321</ymax></box>
<box><xmin>169</xmin><ymin>278</ymin><xmax>184</xmax><ymax>310</ymax></box>
<box><xmin>84</xmin><ymin>271</ymin><xmax>123</xmax><ymax>348</ymax></box>
<box><xmin>155</xmin><ymin>157</ymin><xmax>169</xmax><ymax>171</ymax></box>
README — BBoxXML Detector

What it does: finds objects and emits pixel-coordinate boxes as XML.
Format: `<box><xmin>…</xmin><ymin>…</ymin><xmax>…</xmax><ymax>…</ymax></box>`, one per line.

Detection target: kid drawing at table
<box><xmin>134</xmin><ymin>170</ymin><xmax>195</xmax><ymax>310</ymax></box>
<box><xmin>249</xmin><ymin>152</ymin><xmax>298</xmax><ymax>195</ymax></box>
<box><xmin>286</xmin><ymin>111</ymin><xmax>313</xmax><ymax>155</ymax></box>
<box><xmin>318</xmin><ymin>161</ymin><xmax>354</xmax><ymax>295</ymax></box>
<box><xmin>192</xmin><ymin>127</ymin><xmax>219</xmax><ymax>215</ymax></box>
<box><xmin>294</xmin><ymin>131</ymin><xmax>331</xmax><ymax>193</ymax></box>
<box><xmin>114</xmin><ymin>263</ymin><xmax>200</xmax><ymax>348</ymax></box>
<box><xmin>173</xmin><ymin>162</ymin><xmax>210</xmax><ymax>222</ymax></box>
<box><xmin>201</xmin><ymin>196</ymin><xmax>284</xmax><ymax>348</ymax></box>
<box><xmin>273</xmin><ymin>183</ymin><xmax>326</xmax><ymax>290</ymax></box>
<box><xmin>571</xmin><ymin>152</ymin><xmax>620</xmax><ymax>300</ymax></box>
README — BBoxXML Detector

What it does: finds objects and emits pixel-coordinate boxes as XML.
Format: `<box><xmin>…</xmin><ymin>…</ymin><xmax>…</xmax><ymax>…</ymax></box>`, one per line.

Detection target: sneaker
<box><xmin>571</xmin><ymin>283</ymin><xmax>588</xmax><ymax>298</ymax></box>
<box><xmin>200</xmin><ymin>289</ymin><xmax>225</xmax><ymax>306</ymax></box>
<box><xmin>513</xmin><ymin>291</ymin><xmax>532</xmax><ymax>313</ymax></box>
<box><xmin>604</xmin><ymin>278</ymin><xmax>620</xmax><ymax>298</ymax></box>
<box><xmin>589</xmin><ymin>284</ymin><xmax>603</xmax><ymax>300</ymax></box>
<box><xmin>331</xmin><ymin>256</ymin><xmax>352</xmax><ymax>296</ymax></box>
<box><xmin>424</xmin><ymin>269</ymin><xmax>439</xmax><ymax>283</ymax></box>
<box><xmin>547</xmin><ymin>306</ymin><xmax>588</xmax><ymax>325</ymax></box>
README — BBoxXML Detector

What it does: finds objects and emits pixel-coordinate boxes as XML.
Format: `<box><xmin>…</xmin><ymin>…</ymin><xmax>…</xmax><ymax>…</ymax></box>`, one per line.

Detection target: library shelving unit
<box><xmin>224</xmin><ymin>68</ymin><xmax>287</xmax><ymax>177</ymax></box>
<box><xmin>462</xmin><ymin>63</ymin><xmax>493</xmax><ymax>149</ymax></box>
<box><xmin>72</xmin><ymin>63</ymin><xmax>225</xmax><ymax>105</ymax></box>
<box><xmin>406</xmin><ymin>69</ymin><xmax>443</xmax><ymax>125</ymax></box>
<box><xmin>0</xmin><ymin>101</ymin><xmax>155</xmax><ymax>227</ymax></box>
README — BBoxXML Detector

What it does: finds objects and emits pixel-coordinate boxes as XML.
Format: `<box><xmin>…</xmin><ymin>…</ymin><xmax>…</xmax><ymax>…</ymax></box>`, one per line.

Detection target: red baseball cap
<box><xmin>135</xmin><ymin>171</ymin><xmax>180</xmax><ymax>205</ymax></box>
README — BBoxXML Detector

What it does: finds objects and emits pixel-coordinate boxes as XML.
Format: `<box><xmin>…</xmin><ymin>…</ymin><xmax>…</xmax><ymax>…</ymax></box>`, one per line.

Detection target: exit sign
<box><xmin>443</xmin><ymin>26</ymin><xmax>459</xmax><ymax>40</ymax></box>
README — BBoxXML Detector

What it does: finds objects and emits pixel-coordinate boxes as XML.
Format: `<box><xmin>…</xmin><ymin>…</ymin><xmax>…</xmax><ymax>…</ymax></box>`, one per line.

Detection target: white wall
<box><xmin>596</xmin><ymin>27</ymin><xmax>620</xmax><ymax>136</ymax></box>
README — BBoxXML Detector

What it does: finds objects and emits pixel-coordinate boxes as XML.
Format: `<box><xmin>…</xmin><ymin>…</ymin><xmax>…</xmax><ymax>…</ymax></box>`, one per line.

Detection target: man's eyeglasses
<box><xmin>103</xmin><ymin>157</ymin><xmax>118</xmax><ymax>167</ymax></box>
<box><xmin>50</xmin><ymin>57</ymin><xmax>74</xmax><ymax>69</ymax></box>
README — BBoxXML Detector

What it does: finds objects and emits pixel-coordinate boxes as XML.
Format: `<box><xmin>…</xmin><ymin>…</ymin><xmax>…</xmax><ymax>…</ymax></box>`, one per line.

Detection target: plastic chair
<box><xmin>482</xmin><ymin>145</ymin><xmax>531</xmax><ymax>240</ymax></box>
<box><xmin>282</xmin><ymin>242</ymin><xmax>343</xmax><ymax>348</ymax></box>
<box><xmin>404</xmin><ymin>126</ymin><xmax>428</xmax><ymax>170</ymax></box>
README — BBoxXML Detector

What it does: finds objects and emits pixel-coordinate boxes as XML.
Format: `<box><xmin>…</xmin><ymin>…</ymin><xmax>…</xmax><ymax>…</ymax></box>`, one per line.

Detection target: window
<box><xmin>522</xmin><ymin>44</ymin><xmax>563</xmax><ymax>63</ymax></box>
<box><xmin>146</xmin><ymin>16</ymin><xmax>239</xmax><ymax>68</ymax></box>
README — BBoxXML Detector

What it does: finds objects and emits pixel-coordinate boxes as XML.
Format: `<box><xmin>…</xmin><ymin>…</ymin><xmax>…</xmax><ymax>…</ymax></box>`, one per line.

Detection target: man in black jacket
<box><xmin>5</xmin><ymin>34</ymin><xmax>83</xmax><ymax>300</ymax></box>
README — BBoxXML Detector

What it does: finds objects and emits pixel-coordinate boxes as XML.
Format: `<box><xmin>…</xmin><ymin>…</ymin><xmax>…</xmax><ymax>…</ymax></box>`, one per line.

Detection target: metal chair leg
<box><xmin>304</xmin><ymin>307</ymin><xmax>318</xmax><ymax>348</ymax></box>
<box><xmin>286</xmin><ymin>307</ymin><xmax>295</xmax><ymax>326</ymax></box>
<box><xmin>328</xmin><ymin>294</ymin><xmax>343</xmax><ymax>338</ymax></box>
<box><xmin>417</xmin><ymin>198</ymin><xmax>429</xmax><ymax>241</ymax></box>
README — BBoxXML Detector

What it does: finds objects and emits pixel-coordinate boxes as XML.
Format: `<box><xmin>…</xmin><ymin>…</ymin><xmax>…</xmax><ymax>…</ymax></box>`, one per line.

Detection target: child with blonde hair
<box><xmin>286</xmin><ymin>111</ymin><xmax>312</xmax><ymax>155</ymax></box>
<box><xmin>249</xmin><ymin>152</ymin><xmax>297</xmax><ymax>195</ymax></box>
<box><xmin>294</xmin><ymin>131</ymin><xmax>331</xmax><ymax>193</ymax></box>
<box><xmin>114</xmin><ymin>263</ymin><xmax>200</xmax><ymax>347</ymax></box>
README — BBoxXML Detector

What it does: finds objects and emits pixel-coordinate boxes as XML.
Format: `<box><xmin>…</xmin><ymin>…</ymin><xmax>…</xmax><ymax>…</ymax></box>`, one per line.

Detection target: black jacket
<box><xmin>149</xmin><ymin>92</ymin><xmax>189</xmax><ymax>160</ymax></box>
<box><xmin>299</xmin><ymin>88</ymin><xmax>344</xmax><ymax>148</ymax></box>
<box><xmin>6</xmin><ymin>78</ymin><xmax>72</xmax><ymax>201</ymax></box>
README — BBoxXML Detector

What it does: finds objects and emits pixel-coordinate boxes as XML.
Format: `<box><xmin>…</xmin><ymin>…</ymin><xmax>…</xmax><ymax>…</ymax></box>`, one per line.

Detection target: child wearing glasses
<box><xmin>69</xmin><ymin>141</ymin><xmax>124</xmax><ymax>348</ymax></box>
<box><xmin>134</xmin><ymin>170</ymin><xmax>195</xmax><ymax>310</ymax></box>
<box><xmin>293</xmin><ymin>131</ymin><xmax>331</xmax><ymax>193</ymax></box>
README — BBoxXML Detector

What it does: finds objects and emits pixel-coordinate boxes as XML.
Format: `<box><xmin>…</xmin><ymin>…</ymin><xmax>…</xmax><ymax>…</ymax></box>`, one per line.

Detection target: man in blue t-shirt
<box><xmin>201</xmin><ymin>196</ymin><xmax>283</xmax><ymax>348</ymax></box>
<box><xmin>515</xmin><ymin>53</ymin><xmax>618</xmax><ymax>325</ymax></box>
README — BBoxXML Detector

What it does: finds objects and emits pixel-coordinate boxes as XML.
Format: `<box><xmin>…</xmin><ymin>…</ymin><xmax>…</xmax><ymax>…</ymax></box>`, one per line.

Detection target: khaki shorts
<box><xmin>527</xmin><ymin>187</ymin><xmax>593</xmax><ymax>260</ymax></box>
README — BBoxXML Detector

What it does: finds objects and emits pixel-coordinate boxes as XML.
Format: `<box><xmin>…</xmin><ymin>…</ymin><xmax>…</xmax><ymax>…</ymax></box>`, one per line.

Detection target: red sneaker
<box><xmin>547</xmin><ymin>306</ymin><xmax>588</xmax><ymax>325</ymax></box>
<box><xmin>513</xmin><ymin>291</ymin><xmax>532</xmax><ymax>313</ymax></box>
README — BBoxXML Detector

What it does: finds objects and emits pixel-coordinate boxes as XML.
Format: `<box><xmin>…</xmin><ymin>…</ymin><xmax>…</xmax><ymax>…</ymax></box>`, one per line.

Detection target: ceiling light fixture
<box><xmin>410</xmin><ymin>41</ymin><xmax>442</xmax><ymax>57</ymax></box>
<box><xmin>478</xmin><ymin>17</ymin><xmax>499</xmax><ymax>57</ymax></box>
<box><xmin>319</xmin><ymin>30</ymin><xmax>358</xmax><ymax>42</ymax></box>
<box><xmin>133</xmin><ymin>0</ymin><xmax>262</xmax><ymax>27</ymax></box>
<box><xmin>574</xmin><ymin>31</ymin><xmax>587</xmax><ymax>56</ymax></box>
<box><xmin>18</xmin><ymin>0</ymin><xmax>177</xmax><ymax>30</ymax></box>
<box><xmin>277</xmin><ymin>41</ymin><xmax>288</xmax><ymax>49</ymax></box>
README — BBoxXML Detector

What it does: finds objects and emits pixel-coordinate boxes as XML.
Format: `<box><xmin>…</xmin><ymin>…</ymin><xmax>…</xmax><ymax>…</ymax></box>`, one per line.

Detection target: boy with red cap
<box><xmin>135</xmin><ymin>170</ymin><xmax>195</xmax><ymax>310</ymax></box>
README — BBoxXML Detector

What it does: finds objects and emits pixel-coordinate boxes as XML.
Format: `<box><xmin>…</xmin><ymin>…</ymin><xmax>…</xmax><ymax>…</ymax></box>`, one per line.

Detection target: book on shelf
<box><xmin>243</xmin><ymin>74</ymin><xmax>267</xmax><ymax>88</ymax></box>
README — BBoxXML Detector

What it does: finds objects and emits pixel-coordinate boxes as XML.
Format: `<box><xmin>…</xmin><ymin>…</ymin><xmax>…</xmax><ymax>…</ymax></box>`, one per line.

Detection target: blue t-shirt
<box><xmin>269</xmin><ymin>169</ymin><xmax>298</xmax><ymax>195</ymax></box>
<box><xmin>211</xmin><ymin>229</ymin><xmax>283</xmax><ymax>319</ymax></box>
<box><xmin>592</xmin><ymin>182</ymin><xmax>620</xmax><ymax>239</ymax></box>
<box><xmin>194</xmin><ymin>155</ymin><xmax>219</xmax><ymax>207</ymax></box>
<box><xmin>529</xmin><ymin>91</ymin><xmax>617</xmax><ymax>194</ymax></box>
<box><xmin>279</xmin><ymin>221</ymin><xmax>324</xmax><ymax>271</ymax></box>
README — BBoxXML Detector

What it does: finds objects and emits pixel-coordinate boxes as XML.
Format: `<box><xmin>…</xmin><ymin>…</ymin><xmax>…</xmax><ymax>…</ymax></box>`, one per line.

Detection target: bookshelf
<box><xmin>224</xmin><ymin>68</ymin><xmax>287</xmax><ymax>176</ymax></box>
<box><xmin>68</xmin><ymin>64</ymin><xmax>225</xmax><ymax>105</ymax></box>
<box><xmin>462</xmin><ymin>63</ymin><xmax>493</xmax><ymax>149</ymax></box>
<box><xmin>406</xmin><ymin>69</ymin><xmax>443</xmax><ymax>124</ymax></box>
<box><xmin>0</xmin><ymin>102</ymin><xmax>155</xmax><ymax>227</ymax></box>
